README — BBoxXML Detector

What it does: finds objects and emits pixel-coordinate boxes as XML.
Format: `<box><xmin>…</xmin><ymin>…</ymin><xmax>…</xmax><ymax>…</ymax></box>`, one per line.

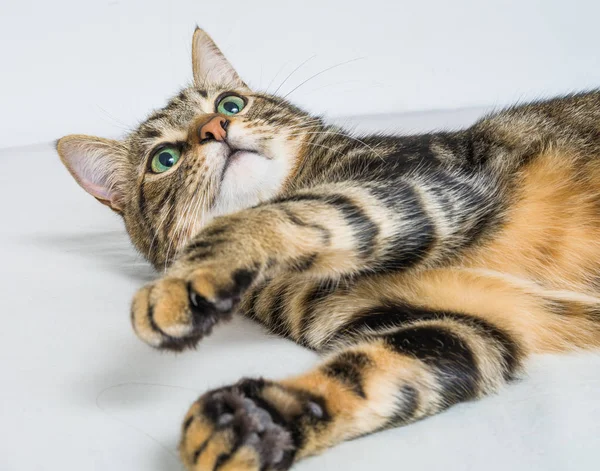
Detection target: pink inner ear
<box><xmin>79</xmin><ymin>178</ymin><xmax>113</xmax><ymax>202</ymax></box>
<box><xmin>67</xmin><ymin>154</ymin><xmax>116</xmax><ymax>202</ymax></box>
<box><xmin>59</xmin><ymin>138</ymin><xmax>122</xmax><ymax>207</ymax></box>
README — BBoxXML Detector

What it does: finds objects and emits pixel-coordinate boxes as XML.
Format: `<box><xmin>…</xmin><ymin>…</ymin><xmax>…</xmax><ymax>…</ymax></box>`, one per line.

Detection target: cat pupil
<box><xmin>224</xmin><ymin>102</ymin><xmax>239</xmax><ymax>113</ymax></box>
<box><xmin>159</xmin><ymin>152</ymin><xmax>174</xmax><ymax>167</ymax></box>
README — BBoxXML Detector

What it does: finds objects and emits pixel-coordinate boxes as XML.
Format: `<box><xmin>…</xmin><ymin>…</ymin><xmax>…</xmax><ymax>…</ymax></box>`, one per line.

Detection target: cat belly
<box><xmin>464</xmin><ymin>148</ymin><xmax>600</xmax><ymax>295</ymax></box>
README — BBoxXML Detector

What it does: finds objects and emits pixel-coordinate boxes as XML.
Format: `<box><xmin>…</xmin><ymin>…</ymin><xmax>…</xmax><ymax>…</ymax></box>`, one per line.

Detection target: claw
<box><xmin>214</xmin><ymin>297</ymin><xmax>234</xmax><ymax>312</ymax></box>
<box><xmin>189</xmin><ymin>290</ymin><xmax>200</xmax><ymax>308</ymax></box>
<box><xmin>217</xmin><ymin>413</ymin><xmax>234</xmax><ymax>427</ymax></box>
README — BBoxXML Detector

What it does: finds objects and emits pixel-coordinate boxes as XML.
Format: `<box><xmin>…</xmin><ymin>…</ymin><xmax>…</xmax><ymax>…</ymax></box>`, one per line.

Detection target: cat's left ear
<box><xmin>192</xmin><ymin>27</ymin><xmax>248</xmax><ymax>90</ymax></box>
<box><xmin>56</xmin><ymin>135</ymin><xmax>130</xmax><ymax>214</ymax></box>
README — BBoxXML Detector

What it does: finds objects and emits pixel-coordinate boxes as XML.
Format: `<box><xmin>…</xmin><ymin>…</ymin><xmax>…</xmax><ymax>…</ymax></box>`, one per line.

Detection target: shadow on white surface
<box><xmin>26</xmin><ymin>230</ymin><xmax>156</xmax><ymax>283</ymax></box>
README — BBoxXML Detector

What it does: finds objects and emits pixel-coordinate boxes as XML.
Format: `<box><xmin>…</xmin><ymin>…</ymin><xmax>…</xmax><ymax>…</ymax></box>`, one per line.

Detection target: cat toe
<box><xmin>130</xmin><ymin>276</ymin><xmax>219</xmax><ymax>351</ymax></box>
<box><xmin>130</xmin><ymin>265</ymin><xmax>256</xmax><ymax>351</ymax></box>
<box><xmin>180</xmin><ymin>379</ymin><xmax>296</xmax><ymax>471</ymax></box>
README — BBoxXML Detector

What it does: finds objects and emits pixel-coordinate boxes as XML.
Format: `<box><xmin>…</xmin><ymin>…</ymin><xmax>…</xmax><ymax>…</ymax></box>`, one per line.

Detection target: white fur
<box><xmin>211</xmin><ymin>150</ymin><xmax>291</xmax><ymax>217</ymax></box>
<box><xmin>204</xmin><ymin>123</ymin><xmax>296</xmax><ymax>221</ymax></box>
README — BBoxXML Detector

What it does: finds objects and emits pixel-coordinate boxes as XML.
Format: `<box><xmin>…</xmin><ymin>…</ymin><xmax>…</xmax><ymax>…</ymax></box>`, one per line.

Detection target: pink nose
<box><xmin>198</xmin><ymin>116</ymin><xmax>228</xmax><ymax>142</ymax></box>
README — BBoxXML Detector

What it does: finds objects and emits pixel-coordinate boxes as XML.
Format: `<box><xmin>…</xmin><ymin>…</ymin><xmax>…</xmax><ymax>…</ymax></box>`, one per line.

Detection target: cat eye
<box><xmin>150</xmin><ymin>146</ymin><xmax>181</xmax><ymax>173</ymax></box>
<box><xmin>216</xmin><ymin>95</ymin><xmax>246</xmax><ymax>116</ymax></box>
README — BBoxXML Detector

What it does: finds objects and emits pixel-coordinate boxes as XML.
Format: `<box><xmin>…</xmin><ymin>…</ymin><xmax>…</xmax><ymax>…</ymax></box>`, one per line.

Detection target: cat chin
<box><xmin>209</xmin><ymin>150</ymin><xmax>292</xmax><ymax>219</ymax></box>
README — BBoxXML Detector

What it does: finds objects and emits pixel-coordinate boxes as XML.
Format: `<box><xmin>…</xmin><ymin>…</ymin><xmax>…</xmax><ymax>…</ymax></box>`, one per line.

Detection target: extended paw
<box><xmin>180</xmin><ymin>379</ymin><xmax>326</xmax><ymax>471</ymax></box>
<box><xmin>130</xmin><ymin>266</ymin><xmax>257</xmax><ymax>351</ymax></box>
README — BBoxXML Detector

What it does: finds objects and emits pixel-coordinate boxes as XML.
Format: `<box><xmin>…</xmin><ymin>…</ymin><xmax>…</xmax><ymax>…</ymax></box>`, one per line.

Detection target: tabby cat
<box><xmin>56</xmin><ymin>28</ymin><xmax>600</xmax><ymax>471</ymax></box>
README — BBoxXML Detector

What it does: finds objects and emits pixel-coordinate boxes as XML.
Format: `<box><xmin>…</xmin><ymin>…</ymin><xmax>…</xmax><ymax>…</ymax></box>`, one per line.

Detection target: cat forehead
<box><xmin>134</xmin><ymin>87</ymin><xmax>210</xmax><ymax>141</ymax></box>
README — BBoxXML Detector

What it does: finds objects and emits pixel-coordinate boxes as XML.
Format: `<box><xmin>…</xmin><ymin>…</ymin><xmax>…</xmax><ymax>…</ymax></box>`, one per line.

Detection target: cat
<box><xmin>56</xmin><ymin>28</ymin><xmax>600</xmax><ymax>471</ymax></box>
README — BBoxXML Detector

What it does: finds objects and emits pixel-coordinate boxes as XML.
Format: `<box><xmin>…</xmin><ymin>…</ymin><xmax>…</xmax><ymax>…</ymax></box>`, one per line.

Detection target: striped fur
<box><xmin>57</xmin><ymin>29</ymin><xmax>600</xmax><ymax>470</ymax></box>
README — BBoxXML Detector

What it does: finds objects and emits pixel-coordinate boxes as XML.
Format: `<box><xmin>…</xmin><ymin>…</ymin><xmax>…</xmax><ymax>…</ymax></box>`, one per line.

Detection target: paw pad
<box><xmin>181</xmin><ymin>381</ymin><xmax>297</xmax><ymax>470</ymax></box>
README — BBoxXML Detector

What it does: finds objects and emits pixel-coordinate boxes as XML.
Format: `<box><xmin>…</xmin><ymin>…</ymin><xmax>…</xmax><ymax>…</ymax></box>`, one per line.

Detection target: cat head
<box><xmin>57</xmin><ymin>28</ymin><xmax>321</xmax><ymax>269</ymax></box>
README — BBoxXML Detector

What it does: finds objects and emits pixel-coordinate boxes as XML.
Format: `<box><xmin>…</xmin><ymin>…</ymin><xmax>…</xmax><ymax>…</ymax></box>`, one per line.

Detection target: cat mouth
<box><xmin>229</xmin><ymin>148</ymin><xmax>254</xmax><ymax>160</ymax></box>
<box><xmin>220</xmin><ymin>147</ymin><xmax>258</xmax><ymax>181</ymax></box>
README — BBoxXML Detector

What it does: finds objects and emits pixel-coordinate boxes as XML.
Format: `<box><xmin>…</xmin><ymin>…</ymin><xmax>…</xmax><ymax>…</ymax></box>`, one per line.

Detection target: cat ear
<box><xmin>56</xmin><ymin>135</ymin><xmax>129</xmax><ymax>213</ymax></box>
<box><xmin>192</xmin><ymin>27</ymin><xmax>248</xmax><ymax>90</ymax></box>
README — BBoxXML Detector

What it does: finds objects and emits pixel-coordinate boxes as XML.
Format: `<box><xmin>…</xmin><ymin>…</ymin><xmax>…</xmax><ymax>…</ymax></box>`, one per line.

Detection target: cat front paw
<box><xmin>180</xmin><ymin>378</ymin><xmax>326</xmax><ymax>471</ymax></box>
<box><xmin>130</xmin><ymin>266</ymin><xmax>257</xmax><ymax>351</ymax></box>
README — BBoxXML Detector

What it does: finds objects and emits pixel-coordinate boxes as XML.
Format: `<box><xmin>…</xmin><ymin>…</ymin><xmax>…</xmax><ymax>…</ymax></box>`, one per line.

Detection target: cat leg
<box><xmin>130</xmin><ymin>171</ymin><xmax>497</xmax><ymax>350</ymax></box>
<box><xmin>179</xmin><ymin>308</ymin><xmax>525</xmax><ymax>470</ymax></box>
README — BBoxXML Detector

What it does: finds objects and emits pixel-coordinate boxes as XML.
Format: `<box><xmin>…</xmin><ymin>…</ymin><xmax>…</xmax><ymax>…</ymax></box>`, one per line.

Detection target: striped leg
<box><xmin>179</xmin><ymin>309</ymin><xmax>524</xmax><ymax>470</ymax></box>
<box><xmin>131</xmin><ymin>164</ymin><xmax>498</xmax><ymax>351</ymax></box>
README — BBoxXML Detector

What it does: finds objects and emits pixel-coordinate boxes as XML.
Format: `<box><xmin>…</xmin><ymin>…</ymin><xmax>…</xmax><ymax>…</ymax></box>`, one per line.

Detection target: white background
<box><xmin>2</xmin><ymin>0</ymin><xmax>600</xmax><ymax>148</ymax></box>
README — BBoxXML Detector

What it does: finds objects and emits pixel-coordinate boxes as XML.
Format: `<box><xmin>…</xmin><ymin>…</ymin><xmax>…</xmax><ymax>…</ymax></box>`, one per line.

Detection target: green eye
<box><xmin>217</xmin><ymin>95</ymin><xmax>245</xmax><ymax>115</ymax></box>
<box><xmin>150</xmin><ymin>147</ymin><xmax>181</xmax><ymax>173</ymax></box>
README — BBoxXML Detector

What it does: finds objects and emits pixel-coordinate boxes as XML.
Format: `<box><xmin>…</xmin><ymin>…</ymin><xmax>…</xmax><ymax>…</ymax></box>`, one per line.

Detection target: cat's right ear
<box><xmin>56</xmin><ymin>135</ymin><xmax>129</xmax><ymax>214</ymax></box>
<box><xmin>192</xmin><ymin>27</ymin><xmax>248</xmax><ymax>90</ymax></box>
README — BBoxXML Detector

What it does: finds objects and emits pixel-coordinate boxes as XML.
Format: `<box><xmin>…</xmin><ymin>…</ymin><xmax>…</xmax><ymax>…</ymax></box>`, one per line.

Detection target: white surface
<box><xmin>2</xmin><ymin>110</ymin><xmax>600</xmax><ymax>471</ymax></box>
<box><xmin>3</xmin><ymin>0</ymin><xmax>600</xmax><ymax>147</ymax></box>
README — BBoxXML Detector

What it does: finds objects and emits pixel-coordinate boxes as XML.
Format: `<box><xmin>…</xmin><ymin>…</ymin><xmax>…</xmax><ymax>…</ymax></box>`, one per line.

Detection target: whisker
<box><xmin>264</xmin><ymin>61</ymin><xmax>290</xmax><ymax>96</ymax></box>
<box><xmin>281</xmin><ymin>57</ymin><xmax>364</xmax><ymax>100</ymax></box>
<box><xmin>272</xmin><ymin>55</ymin><xmax>316</xmax><ymax>97</ymax></box>
<box><xmin>287</xmin><ymin>140</ymin><xmax>351</xmax><ymax>187</ymax></box>
<box><xmin>163</xmin><ymin>177</ymin><xmax>198</xmax><ymax>271</ymax></box>
<box><xmin>146</xmin><ymin>204</ymin><xmax>172</xmax><ymax>262</ymax></box>
<box><xmin>96</xmin><ymin>105</ymin><xmax>135</xmax><ymax>133</ymax></box>
<box><xmin>287</xmin><ymin>129</ymin><xmax>384</xmax><ymax>160</ymax></box>
<box><xmin>301</xmin><ymin>79</ymin><xmax>386</xmax><ymax>96</ymax></box>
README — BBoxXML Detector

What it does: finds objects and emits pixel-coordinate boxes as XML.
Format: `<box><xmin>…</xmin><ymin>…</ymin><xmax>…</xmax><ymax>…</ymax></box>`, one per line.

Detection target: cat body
<box><xmin>57</xmin><ymin>29</ymin><xmax>600</xmax><ymax>470</ymax></box>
